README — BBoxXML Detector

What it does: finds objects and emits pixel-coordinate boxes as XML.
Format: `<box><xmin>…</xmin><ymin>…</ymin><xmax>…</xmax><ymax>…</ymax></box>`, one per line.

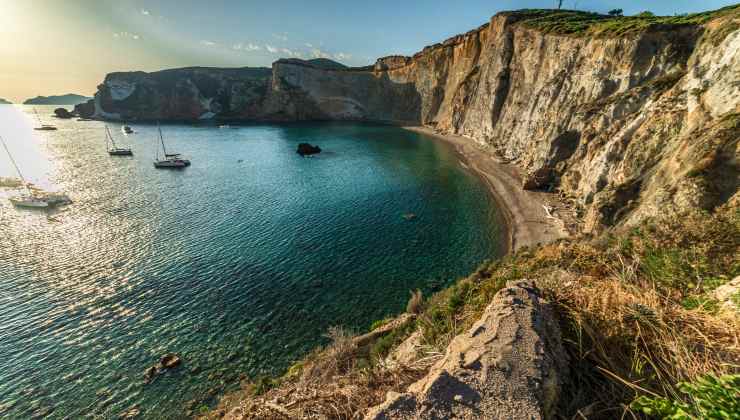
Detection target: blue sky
<box><xmin>0</xmin><ymin>0</ymin><xmax>737</xmax><ymax>101</ymax></box>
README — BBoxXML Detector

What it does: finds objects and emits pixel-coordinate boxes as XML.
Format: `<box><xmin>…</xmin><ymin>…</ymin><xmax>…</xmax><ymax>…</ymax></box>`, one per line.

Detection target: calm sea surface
<box><xmin>0</xmin><ymin>105</ymin><xmax>502</xmax><ymax>418</ymax></box>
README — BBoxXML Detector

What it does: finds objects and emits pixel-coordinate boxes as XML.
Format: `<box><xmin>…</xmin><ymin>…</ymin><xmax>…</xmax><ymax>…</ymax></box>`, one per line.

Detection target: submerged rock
<box><xmin>144</xmin><ymin>353</ymin><xmax>182</xmax><ymax>384</ymax></box>
<box><xmin>296</xmin><ymin>143</ymin><xmax>321</xmax><ymax>157</ymax></box>
<box><xmin>160</xmin><ymin>353</ymin><xmax>182</xmax><ymax>369</ymax></box>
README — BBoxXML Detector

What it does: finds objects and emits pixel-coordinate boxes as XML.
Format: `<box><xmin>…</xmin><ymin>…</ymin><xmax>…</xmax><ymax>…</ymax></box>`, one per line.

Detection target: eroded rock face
<box><xmin>81</xmin><ymin>11</ymin><xmax>740</xmax><ymax>233</ymax></box>
<box><xmin>365</xmin><ymin>280</ymin><xmax>568</xmax><ymax>420</ymax></box>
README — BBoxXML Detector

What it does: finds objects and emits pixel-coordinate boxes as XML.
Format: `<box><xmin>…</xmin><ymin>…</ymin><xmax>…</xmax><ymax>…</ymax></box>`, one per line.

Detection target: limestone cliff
<box><xmin>80</xmin><ymin>7</ymin><xmax>740</xmax><ymax>234</ymax></box>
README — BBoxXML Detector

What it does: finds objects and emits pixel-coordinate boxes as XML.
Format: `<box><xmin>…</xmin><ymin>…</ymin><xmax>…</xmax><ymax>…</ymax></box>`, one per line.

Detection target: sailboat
<box><xmin>105</xmin><ymin>125</ymin><xmax>133</xmax><ymax>156</ymax></box>
<box><xmin>32</xmin><ymin>108</ymin><xmax>57</xmax><ymax>131</ymax></box>
<box><xmin>0</xmin><ymin>134</ymin><xmax>49</xmax><ymax>208</ymax></box>
<box><xmin>153</xmin><ymin>123</ymin><xmax>190</xmax><ymax>168</ymax></box>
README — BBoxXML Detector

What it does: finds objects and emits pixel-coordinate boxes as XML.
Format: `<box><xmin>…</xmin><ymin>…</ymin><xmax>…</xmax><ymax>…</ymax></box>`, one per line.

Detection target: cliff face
<box><xmin>81</xmin><ymin>9</ymin><xmax>740</xmax><ymax>234</ymax></box>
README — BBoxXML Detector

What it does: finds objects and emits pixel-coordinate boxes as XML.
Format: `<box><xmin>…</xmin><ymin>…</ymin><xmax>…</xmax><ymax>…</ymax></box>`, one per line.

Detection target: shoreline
<box><xmin>402</xmin><ymin>125</ymin><xmax>569</xmax><ymax>252</ymax></box>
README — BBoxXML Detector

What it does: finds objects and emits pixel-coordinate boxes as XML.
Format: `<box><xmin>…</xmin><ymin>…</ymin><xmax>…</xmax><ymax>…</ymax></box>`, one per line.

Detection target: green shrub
<box><xmin>631</xmin><ymin>374</ymin><xmax>740</xmax><ymax>419</ymax></box>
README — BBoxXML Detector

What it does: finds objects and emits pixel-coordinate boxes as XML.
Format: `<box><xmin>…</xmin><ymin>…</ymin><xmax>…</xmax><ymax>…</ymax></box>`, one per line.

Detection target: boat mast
<box><xmin>157</xmin><ymin>122</ymin><xmax>167</xmax><ymax>157</ymax></box>
<box><xmin>0</xmin><ymin>134</ymin><xmax>29</xmax><ymax>192</ymax></box>
<box><xmin>33</xmin><ymin>108</ymin><xmax>44</xmax><ymax>126</ymax></box>
<box><xmin>106</xmin><ymin>125</ymin><xmax>117</xmax><ymax>150</ymax></box>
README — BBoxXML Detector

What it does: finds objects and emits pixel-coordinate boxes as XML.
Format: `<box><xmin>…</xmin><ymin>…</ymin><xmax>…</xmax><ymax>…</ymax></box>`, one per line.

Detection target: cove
<box><xmin>0</xmin><ymin>108</ymin><xmax>504</xmax><ymax>418</ymax></box>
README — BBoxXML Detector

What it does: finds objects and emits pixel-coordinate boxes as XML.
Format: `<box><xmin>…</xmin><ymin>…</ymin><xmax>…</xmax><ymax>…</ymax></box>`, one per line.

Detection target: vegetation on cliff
<box><xmin>509</xmin><ymin>4</ymin><xmax>740</xmax><ymax>37</ymax></box>
<box><xmin>206</xmin><ymin>197</ymin><xmax>739</xmax><ymax>419</ymax></box>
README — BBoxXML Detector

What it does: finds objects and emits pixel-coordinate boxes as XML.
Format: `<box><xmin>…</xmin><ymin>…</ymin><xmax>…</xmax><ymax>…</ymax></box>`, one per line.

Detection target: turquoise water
<box><xmin>0</xmin><ymin>105</ymin><xmax>502</xmax><ymax>418</ymax></box>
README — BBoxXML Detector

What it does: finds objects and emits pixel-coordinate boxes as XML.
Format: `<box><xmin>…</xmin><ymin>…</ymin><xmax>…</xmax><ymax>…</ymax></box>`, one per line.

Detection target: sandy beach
<box><xmin>404</xmin><ymin>126</ymin><xmax>570</xmax><ymax>252</ymax></box>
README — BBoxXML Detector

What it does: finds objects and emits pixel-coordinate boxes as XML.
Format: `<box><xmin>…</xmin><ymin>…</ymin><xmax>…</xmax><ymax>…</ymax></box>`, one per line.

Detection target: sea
<box><xmin>0</xmin><ymin>105</ymin><xmax>502</xmax><ymax>418</ymax></box>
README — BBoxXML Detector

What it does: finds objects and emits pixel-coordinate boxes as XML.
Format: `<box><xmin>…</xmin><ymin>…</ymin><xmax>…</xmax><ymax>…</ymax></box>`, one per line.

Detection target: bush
<box><xmin>608</xmin><ymin>9</ymin><xmax>624</xmax><ymax>17</ymax></box>
<box><xmin>631</xmin><ymin>374</ymin><xmax>740</xmax><ymax>419</ymax></box>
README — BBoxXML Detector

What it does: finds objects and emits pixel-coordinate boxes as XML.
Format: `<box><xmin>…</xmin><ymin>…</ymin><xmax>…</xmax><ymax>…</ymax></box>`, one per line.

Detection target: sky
<box><xmin>0</xmin><ymin>0</ymin><xmax>737</xmax><ymax>103</ymax></box>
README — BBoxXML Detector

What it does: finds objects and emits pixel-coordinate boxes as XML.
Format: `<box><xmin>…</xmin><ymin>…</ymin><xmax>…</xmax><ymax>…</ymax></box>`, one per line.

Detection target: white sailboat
<box><xmin>33</xmin><ymin>108</ymin><xmax>57</xmax><ymax>131</ymax></box>
<box><xmin>105</xmin><ymin>125</ymin><xmax>133</xmax><ymax>156</ymax></box>
<box><xmin>153</xmin><ymin>123</ymin><xmax>190</xmax><ymax>168</ymax></box>
<box><xmin>0</xmin><ymin>134</ymin><xmax>49</xmax><ymax>208</ymax></box>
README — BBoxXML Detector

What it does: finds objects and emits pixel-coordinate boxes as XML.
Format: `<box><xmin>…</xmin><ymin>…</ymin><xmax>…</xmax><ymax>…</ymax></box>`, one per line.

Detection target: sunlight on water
<box><xmin>0</xmin><ymin>105</ymin><xmax>503</xmax><ymax>418</ymax></box>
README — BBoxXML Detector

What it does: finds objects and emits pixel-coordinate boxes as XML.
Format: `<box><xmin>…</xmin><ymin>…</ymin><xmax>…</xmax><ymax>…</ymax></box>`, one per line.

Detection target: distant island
<box><xmin>23</xmin><ymin>93</ymin><xmax>91</xmax><ymax>105</ymax></box>
<box><xmin>0</xmin><ymin>98</ymin><xmax>11</xmax><ymax>104</ymax></box>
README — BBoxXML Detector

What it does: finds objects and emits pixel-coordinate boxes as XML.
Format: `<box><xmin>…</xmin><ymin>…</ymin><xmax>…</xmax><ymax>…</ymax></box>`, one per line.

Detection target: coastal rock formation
<box><xmin>79</xmin><ymin>7</ymin><xmax>740</xmax><ymax>234</ymax></box>
<box><xmin>365</xmin><ymin>280</ymin><xmax>567</xmax><ymax>420</ymax></box>
<box><xmin>53</xmin><ymin>108</ymin><xmax>74</xmax><ymax>119</ymax></box>
<box><xmin>296</xmin><ymin>143</ymin><xmax>322</xmax><ymax>156</ymax></box>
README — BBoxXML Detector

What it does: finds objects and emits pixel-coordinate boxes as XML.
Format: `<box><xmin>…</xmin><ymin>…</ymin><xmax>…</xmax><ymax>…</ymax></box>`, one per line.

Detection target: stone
<box><xmin>160</xmin><ymin>353</ymin><xmax>181</xmax><ymax>369</ymax></box>
<box><xmin>53</xmin><ymin>108</ymin><xmax>75</xmax><ymax>119</ymax></box>
<box><xmin>365</xmin><ymin>280</ymin><xmax>568</xmax><ymax>419</ymax></box>
<box><xmin>296</xmin><ymin>143</ymin><xmax>321</xmax><ymax>156</ymax></box>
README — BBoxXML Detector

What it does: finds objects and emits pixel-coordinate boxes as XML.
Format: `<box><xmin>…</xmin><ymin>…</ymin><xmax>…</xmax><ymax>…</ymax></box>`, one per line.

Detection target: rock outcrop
<box><xmin>365</xmin><ymin>280</ymin><xmax>567</xmax><ymax>420</ymax></box>
<box><xmin>80</xmin><ymin>7</ymin><xmax>740</xmax><ymax>234</ymax></box>
<box><xmin>296</xmin><ymin>143</ymin><xmax>322</xmax><ymax>157</ymax></box>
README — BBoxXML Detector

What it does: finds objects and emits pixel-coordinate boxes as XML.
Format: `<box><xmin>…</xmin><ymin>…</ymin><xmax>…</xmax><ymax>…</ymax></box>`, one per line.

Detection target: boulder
<box><xmin>160</xmin><ymin>353</ymin><xmax>182</xmax><ymax>369</ymax></box>
<box><xmin>297</xmin><ymin>143</ymin><xmax>321</xmax><ymax>157</ymax></box>
<box><xmin>53</xmin><ymin>107</ymin><xmax>74</xmax><ymax>119</ymax></box>
<box><xmin>365</xmin><ymin>280</ymin><xmax>568</xmax><ymax>420</ymax></box>
<box><xmin>74</xmin><ymin>99</ymin><xmax>95</xmax><ymax>118</ymax></box>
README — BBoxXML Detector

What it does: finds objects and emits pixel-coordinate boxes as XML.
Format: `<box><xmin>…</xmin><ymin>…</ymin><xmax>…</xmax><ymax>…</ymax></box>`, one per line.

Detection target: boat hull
<box><xmin>109</xmin><ymin>149</ymin><xmax>133</xmax><ymax>156</ymax></box>
<box><xmin>10</xmin><ymin>197</ymin><xmax>49</xmax><ymax>208</ymax></box>
<box><xmin>154</xmin><ymin>159</ymin><xmax>190</xmax><ymax>168</ymax></box>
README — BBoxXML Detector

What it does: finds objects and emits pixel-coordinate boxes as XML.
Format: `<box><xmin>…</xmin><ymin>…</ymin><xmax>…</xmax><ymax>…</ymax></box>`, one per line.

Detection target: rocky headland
<box><xmin>82</xmin><ymin>6</ymin><xmax>740</xmax><ymax>419</ymax></box>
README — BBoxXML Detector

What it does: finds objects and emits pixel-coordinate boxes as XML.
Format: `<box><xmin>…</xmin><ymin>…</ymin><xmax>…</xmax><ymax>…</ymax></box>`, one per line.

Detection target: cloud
<box><xmin>265</xmin><ymin>44</ymin><xmax>278</xmax><ymax>53</ymax></box>
<box><xmin>310</xmin><ymin>48</ymin><xmax>331</xmax><ymax>59</ymax></box>
<box><xmin>233</xmin><ymin>42</ymin><xmax>262</xmax><ymax>51</ymax></box>
<box><xmin>272</xmin><ymin>33</ymin><xmax>288</xmax><ymax>42</ymax></box>
<box><xmin>200</xmin><ymin>40</ymin><xmax>217</xmax><ymax>47</ymax></box>
<box><xmin>304</xmin><ymin>43</ymin><xmax>313</xmax><ymax>48</ymax></box>
<box><xmin>113</xmin><ymin>31</ymin><xmax>140</xmax><ymax>40</ymax></box>
<box><xmin>281</xmin><ymin>48</ymin><xmax>303</xmax><ymax>58</ymax></box>
<box><xmin>333</xmin><ymin>52</ymin><xmax>352</xmax><ymax>61</ymax></box>
<box><xmin>141</xmin><ymin>9</ymin><xmax>150</xmax><ymax>15</ymax></box>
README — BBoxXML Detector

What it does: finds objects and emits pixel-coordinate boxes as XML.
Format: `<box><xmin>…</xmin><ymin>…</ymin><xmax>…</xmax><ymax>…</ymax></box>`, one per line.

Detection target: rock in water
<box><xmin>53</xmin><ymin>108</ymin><xmax>74</xmax><ymax>119</ymax></box>
<box><xmin>160</xmin><ymin>353</ymin><xmax>181</xmax><ymax>369</ymax></box>
<box><xmin>297</xmin><ymin>143</ymin><xmax>321</xmax><ymax>157</ymax></box>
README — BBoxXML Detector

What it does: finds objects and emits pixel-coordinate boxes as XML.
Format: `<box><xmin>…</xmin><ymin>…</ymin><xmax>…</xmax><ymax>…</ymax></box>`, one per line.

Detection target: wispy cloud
<box><xmin>304</xmin><ymin>43</ymin><xmax>313</xmax><ymax>48</ymax></box>
<box><xmin>333</xmin><ymin>52</ymin><xmax>352</xmax><ymax>61</ymax></box>
<box><xmin>281</xmin><ymin>48</ymin><xmax>303</xmax><ymax>58</ymax></box>
<box><xmin>200</xmin><ymin>40</ymin><xmax>218</xmax><ymax>47</ymax></box>
<box><xmin>141</xmin><ymin>9</ymin><xmax>150</xmax><ymax>15</ymax></box>
<box><xmin>113</xmin><ymin>31</ymin><xmax>140</xmax><ymax>40</ymax></box>
<box><xmin>232</xmin><ymin>42</ymin><xmax>262</xmax><ymax>51</ymax></box>
<box><xmin>265</xmin><ymin>44</ymin><xmax>278</xmax><ymax>53</ymax></box>
<box><xmin>272</xmin><ymin>33</ymin><xmax>288</xmax><ymax>42</ymax></box>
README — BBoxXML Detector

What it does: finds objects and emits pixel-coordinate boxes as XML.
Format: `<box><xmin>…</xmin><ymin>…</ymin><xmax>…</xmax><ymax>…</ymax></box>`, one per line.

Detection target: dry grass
<box><xmin>406</xmin><ymin>289</ymin><xmax>423</xmax><ymax>314</ymax></box>
<box><xmin>206</xmin><ymin>201</ymin><xmax>739</xmax><ymax>419</ymax></box>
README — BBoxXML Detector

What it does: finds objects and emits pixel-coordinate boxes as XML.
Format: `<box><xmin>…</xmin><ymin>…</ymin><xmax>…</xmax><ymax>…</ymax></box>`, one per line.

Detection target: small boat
<box><xmin>105</xmin><ymin>125</ymin><xmax>133</xmax><ymax>156</ymax></box>
<box><xmin>122</xmin><ymin>124</ymin><xmax>134</xmax><ymax>134</ymax></box>
<box><xmin>219</xmin><ymin>124</ymin><xmax>230</xmax><ymax>129</ymax></box>
<box><xmin>0</xmin><ymin>134</ymin><xmax>49</xmax><ymax>208</ymax></box>
<box><xmin>153</xmin><ymin>123</ymin><xmax>190</xmax><ymax>168</ymax></box>
<box><xmin>32</xmin><ymin>108</ymin><xmax>57</xmax><ymax>131</ymax></box>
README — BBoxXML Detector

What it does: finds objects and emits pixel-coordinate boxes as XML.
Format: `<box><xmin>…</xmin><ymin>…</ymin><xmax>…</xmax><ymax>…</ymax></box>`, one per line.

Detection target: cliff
<box><xmin>159</xmin><ymin>7</ymin><xmax>739</xmax><ymax>419</ymax></box>
<box><xmin>80</xmin><ymin>7</ymin><xmax>740</xmax><ymax>238</ymax></box>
